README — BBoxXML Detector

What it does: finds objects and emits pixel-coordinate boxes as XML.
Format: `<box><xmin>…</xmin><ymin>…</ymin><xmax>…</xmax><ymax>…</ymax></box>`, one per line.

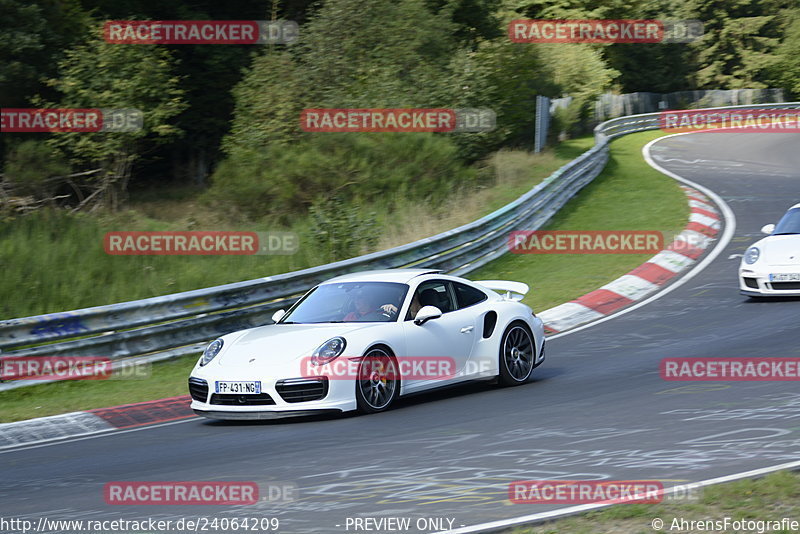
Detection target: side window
<box><xmin>405</xmin><ymin>280</ymin><xmax>457</xmax><ymax>320</ymax></box>
<box><xmin>453</xmin><ymin>282</ymin><xmax>488</xmax><ymax>309</ymax></box>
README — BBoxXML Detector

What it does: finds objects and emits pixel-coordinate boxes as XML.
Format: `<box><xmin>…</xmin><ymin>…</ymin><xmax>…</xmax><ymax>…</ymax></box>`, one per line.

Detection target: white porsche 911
<box><xmin>189</xmin><ymin>269</ymin><xmax>545</xmax><ymax>419</ymax></box>
<box><xmin>740</xmin><ymin>203</ymin><xmax>800</xmax><ymax>297</ymax></box>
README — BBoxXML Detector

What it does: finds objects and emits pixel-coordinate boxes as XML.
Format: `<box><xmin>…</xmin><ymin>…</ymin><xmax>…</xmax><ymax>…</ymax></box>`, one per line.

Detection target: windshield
<box><xmin>281</xmin><ymin>282</ymin><xmax>409</xmax><ymax>324</ymax></box>
<box><xmin>773</xmin><ymin>208</ymin><xmax>800</xmax><ymax>235</ymax></box>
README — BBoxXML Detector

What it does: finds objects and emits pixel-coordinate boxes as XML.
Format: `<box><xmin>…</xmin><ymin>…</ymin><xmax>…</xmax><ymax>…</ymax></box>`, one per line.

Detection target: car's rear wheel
<box><xmin>355</xmin><ymin>347</ymin><xmax>399</xmax><ymax>413</ymax></box>
<box><xmin>498</xmin><ymin>323</ymin><xmax>535</xmax><ymax>386</ymax></box>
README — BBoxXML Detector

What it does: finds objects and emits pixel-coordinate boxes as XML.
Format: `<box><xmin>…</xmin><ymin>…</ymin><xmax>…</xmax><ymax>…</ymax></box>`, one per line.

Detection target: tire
<box><xmin>355</xmin><ymin>346</ymin><xmax>400</xmax><ymax>413</ymax></box>
<box><xmin>498</xmin><ymin>323</ymin><xmax>535</xmax><ymax>386</ymax></box>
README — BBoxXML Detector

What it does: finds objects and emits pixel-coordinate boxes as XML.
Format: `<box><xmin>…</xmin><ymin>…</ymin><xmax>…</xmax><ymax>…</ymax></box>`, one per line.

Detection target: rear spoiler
<box><xmin>475</xmin><ymin>280</ymin><xmax>529</xmax><ymax>301</ymax></box>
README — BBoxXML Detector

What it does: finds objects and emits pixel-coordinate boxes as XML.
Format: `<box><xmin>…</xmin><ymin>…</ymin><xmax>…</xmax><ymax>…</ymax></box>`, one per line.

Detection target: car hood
<box><xmin>756</xmin><ymin>235</ymin><xmax>800</xmax><ymax>267</ymax></box>
<box><xmin>215</xmin><ymin>323</ymin><xmax>382</xmax><ymax>368</ymax></box>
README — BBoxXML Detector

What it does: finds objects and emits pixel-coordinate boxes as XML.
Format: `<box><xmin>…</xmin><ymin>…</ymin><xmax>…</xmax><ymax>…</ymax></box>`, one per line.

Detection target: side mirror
<box><xmin>414</xmin><ymin>305</ymin><xmax>442</xmax><ymax>326</ymax></box>
<box><xmin>761</xmin><ymin>224</ymin><xmax>775</xmax><ymax>235</ymax></box>
<box><xmin>271</xmin><ymin>309</ymin><xmax>286</xmax><ymax>323</ymax></box>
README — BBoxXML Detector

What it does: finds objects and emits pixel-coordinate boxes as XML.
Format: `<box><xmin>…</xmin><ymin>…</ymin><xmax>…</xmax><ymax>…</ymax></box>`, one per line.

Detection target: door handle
<box><xmin>460</xmin><ymin>326</ymin><xmax>474</xmax><ymax>333</ymax></box>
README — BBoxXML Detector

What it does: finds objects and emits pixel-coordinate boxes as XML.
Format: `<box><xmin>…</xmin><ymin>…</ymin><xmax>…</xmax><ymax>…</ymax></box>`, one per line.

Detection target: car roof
<box><xmin>323</xmin><ymin>269</ymin><xmax>443</xmax><ymax>284</ymax></box>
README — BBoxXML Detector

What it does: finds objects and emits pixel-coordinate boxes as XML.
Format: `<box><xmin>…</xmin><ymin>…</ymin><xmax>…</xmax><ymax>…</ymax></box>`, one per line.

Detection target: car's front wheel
<box><xmin>498</xmin><ymin>323</ymin><xmax>535</xmax><ymax>386</ymax></box>
<box><xmin>355</xmin><ymin>346</ymin><xmax>400</xmax><ymax>413</ymax></box>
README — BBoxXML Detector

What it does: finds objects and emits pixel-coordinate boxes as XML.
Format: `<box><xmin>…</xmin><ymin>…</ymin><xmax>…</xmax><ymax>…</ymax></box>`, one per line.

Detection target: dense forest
<box><xmin>1</xmin><ymin>0</ymin><xmax>798</xmax><ymax>219</ymax></box>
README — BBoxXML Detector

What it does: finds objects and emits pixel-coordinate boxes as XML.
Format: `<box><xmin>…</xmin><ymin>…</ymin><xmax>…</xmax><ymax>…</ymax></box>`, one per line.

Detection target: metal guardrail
<box><xmin>594</xmin><ymin>102</ymin><xmax>800</xmax><ymax>141</ymax></box>
<box><xmin>2</xmin><ymin>102</ymin><xmax>798</xmax><ymax>389</ymax></box>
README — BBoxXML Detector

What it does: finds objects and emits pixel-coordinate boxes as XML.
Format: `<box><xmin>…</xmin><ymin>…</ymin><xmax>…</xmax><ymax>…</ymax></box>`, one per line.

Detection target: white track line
<box><xmin>0</xmin><ymin>417</ymin><xmax>198</xmax><ymax>455</ymax></box>
<box><xmin>438</xmin><ymin>460</ymin><xmax>800</xmax><ymax>534</ymax></box>
<box><xmin>548</xmin><ymin>131</ymin><xmax>737</xmax><ymax>340</ymax></box>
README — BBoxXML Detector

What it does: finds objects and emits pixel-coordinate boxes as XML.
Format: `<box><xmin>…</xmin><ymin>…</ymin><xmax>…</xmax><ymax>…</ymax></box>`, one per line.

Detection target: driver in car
<box><xmin>344</xmin><ymin>290</ymin><xmax>399</xmax><ymax>321</ymax></box>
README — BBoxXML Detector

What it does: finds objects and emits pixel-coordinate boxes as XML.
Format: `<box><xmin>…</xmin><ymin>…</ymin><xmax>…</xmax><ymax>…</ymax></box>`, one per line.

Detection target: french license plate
<box><xmin>769</xmin><ymin>273</ymin><xmax>800</xmax><ymax>282</ymax></box>
<box><xmin>215</xmin><ymin>381</ymin><xmax>261</xmax><ymax>394</ymax></box>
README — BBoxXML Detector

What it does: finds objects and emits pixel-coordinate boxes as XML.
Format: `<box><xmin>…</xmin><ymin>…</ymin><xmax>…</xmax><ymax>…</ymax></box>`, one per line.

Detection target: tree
<box><xmin>769</xmin><ymin>8</ymin><xmax>800</xmax><ymax>97</ymax></box>
<box><xmin>686</xmin><ymin>0</ymin><xmax>793</xmax><ymax>89</ymax></box>
<box><xmin>39</xmin><ymin>30</ymin><xmax>186</xmax><ymax>211</ymax></box>
<box><xmin>0</xmin><ymin>0</ymin><xmax>90</xmax><ymax>107</ymax></box>
<box><xmin>299</xmin><ymin>0</ymin><xmax>461</xmax><ymax>108</ymax></box>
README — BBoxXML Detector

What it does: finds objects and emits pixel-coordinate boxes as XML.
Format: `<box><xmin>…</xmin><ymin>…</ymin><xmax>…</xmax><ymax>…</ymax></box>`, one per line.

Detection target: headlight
<box><xmin>311</xmin><ymin>337</ymin><xmax>346</xmax><ymax>366</ymax></box>
<box><xmin>200</xmin><ymin>339</ymin><xmax>224</xmax><ymax>366</ymax></box>
<box><xmin>744</xmin><ymin>246</ymin><xmax>760</xmax><ymax>265</ymax></box>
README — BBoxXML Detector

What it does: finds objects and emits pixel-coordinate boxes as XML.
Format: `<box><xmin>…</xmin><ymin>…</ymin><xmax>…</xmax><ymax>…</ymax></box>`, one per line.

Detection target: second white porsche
<box><xmin>740</xmin><ymin>203</ymin><xmax>800</xmax><ymax>297</ymax></box>
<box><xmin>189</xmin><ymin>269</ymin><xmax>545</xmax><ymax>419</ymax></box>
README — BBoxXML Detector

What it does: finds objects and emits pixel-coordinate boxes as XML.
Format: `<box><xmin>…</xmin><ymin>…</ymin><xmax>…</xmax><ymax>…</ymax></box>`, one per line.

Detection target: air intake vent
<box><xmin>188</xmin><ymin>377</ymin><xmax>209</xmax><ymax>402</ymax></box>
<box><xmin>483</xmin><ymin>311</ymin><xmax>498</xmax><ymax>339</ymax></box>
<box><xmin>210</xmin><ymin>393</ymin><xmax>276</xmax><ymax>406</ymax></box>
<box><xmin>276</xmin><ymin>377</ymin><xmax>329</xmax><ymax>403</ymax></box>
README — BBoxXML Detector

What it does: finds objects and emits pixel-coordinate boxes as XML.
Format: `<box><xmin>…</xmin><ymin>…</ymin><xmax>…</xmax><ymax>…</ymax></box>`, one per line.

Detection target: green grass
<box><xmin>0</xmin><ymin>209</ymin><xmax>316</xmax><ymax>320</ymax></box>
<box><xmin>0</xmin><ymin>354</ymin><xmax>199</xmax><ymax>423</ymax></box>
<box><xmin>374</xmin><ymin>140</ymin><xmax>594</xmax><ymax>250</ymax></box>
<box><xmin>0</xmin><ymin>144</ymin><xmax>586</xmax><ymax>320</ymax></box>
<box><xmin>512</xmin><ymin>470</ymin><xmax>800</xmax><ymax>534</ymax></box>
<box><xmin>470</xmin><ymin>130</ymin><xmax>689</xmax><ymax>313</ymax></box>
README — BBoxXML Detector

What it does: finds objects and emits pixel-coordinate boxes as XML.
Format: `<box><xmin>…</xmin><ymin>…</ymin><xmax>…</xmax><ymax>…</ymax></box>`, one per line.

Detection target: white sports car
<box><xmin>740</xmin><ymin>203</ymin><xmax>800</xmax><ymax>297</ymax></box>
<box><xmin>189</xmin><ymin>269</ymin><xmax>545</xmax><ymax>419</ymax></box>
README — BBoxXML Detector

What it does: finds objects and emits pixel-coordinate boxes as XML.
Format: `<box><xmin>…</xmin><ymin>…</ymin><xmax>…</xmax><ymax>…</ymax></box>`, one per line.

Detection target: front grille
<box><xmin>771</xmin><ymin>282</ymin><xmax>800</xmax><ymax>290</ymax></box>
<box><xmin>210</xmin><ymin>393</ymin><xmax>276</xmax><ymax>406</ymax></box>
<box><xmin>276</xmin><ymin>377</ymin><xmax>329</xmax><ymax>403</ymax></box>
<box><xmin>188</xmin><ymin>377</ymin><xmax>209</xmax><ymax>402</ymax></box>
<box><xmin>743</xmin><ymin>277</ymin><xmax>759</xmax><ymax>289</ymax></box>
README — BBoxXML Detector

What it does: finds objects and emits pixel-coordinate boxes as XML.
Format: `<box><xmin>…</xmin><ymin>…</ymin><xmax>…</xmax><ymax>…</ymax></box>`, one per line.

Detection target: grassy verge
<box><xmin>512</xmin><ymin>470</ymin><xmax>800</xmax><ymax>534</ymax></box>
<box><xmin>0</xmin><ymin>130</ymin><xmax>679</xmax><ymax>422</ymax></box>
<box><xmin>470</xmin><ymin>130</ymin><xmax>689</xmax><ymax>313</ymax></box>
<box><xmin>375</xmin><ymin>139</ymin><xmax>593</xmax><ymax>250</ymax></box>
<box><xmin>0</xmin><ymin>143</ymin><xmax>585</xmax><ymax>320</ymax></box>
<box><xmin>0</xmin><ymin>354</ymin><xmax>200</xmax><ymax>423</ymax></box>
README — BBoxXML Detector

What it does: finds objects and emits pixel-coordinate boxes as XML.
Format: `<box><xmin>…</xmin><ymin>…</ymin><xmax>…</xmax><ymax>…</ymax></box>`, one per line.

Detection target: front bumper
<box><xmin>739</xmin><ymin>267</ymin><xmax>800</xmax><ymax>297</ymax></box>
<box><xmin>188</xmin><ymin>369</ymin><xmax>358</xmax><ymax>419</ymax></box>
<box><xmin>193</xmin><ymin>408</ymin><xmax>343</xmax><ymax>420</ymax></box>
<box><xmin>533</xmin><ymin>337</ymin><xmax>546</xmax><ymax>369</ymax></box>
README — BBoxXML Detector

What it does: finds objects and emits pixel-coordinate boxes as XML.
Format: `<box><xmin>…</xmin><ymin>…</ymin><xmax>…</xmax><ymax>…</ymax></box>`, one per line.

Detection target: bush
<box><xmin>307</xmin><ymin>194</ymin><xmax>379</xmax><ymax>262</ymax></box>
<box><xmin>3</xmin><ymin>140</ymin><xmax>71</xmax><ymax>200</ymax></box>
<box><xmin>206</xmin><ymin>133</ymin><xmax>477</xmax><ymax>222</ymax></box>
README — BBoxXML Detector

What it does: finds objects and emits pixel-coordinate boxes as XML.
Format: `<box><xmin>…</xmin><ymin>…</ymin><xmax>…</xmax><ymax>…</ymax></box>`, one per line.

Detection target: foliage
<box><xmin>768</xmin><ymin>8</ymin><xmax>800</xmax><ymax>97</ymax></box>
<box><xmin>208</xmin><ymin>133</ymin><xmax>477</xmax><ymax>222</ymax></box>
<box><xmin>686</xmin><ymin>0</ymin><xmax>794</xmax><ymax>89</ymax></box>
<box><xmin>308</xmin><ymin>194</ymin><xmax>380</xmax><ymax>263</ymax></box>
<box><xmin>223</xmin><ymin>51</ymin><xmax>307</xmax><ymax>154</ymax></box>
<box><xmin>0</xmin><ymin>0</ymin><xmax>90</xmax><ymax>107</ymax></box>
<box><xmin>2</xmin><ymin>140</ymin><xmax>71</xmax><ymax>200</ymax></box>
<box><xmin>37</xmin><ymin>30</ymin><xmax>186</xmax><ymax>210</ymax></box>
